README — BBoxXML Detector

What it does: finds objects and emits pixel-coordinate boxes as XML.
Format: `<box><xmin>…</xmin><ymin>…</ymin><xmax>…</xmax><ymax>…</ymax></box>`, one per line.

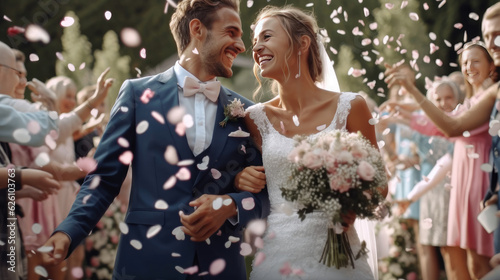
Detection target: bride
<box><xmin>235</xmin><ymin>5</ymin><xmax>388</xmax><ymax>280</ymax></box>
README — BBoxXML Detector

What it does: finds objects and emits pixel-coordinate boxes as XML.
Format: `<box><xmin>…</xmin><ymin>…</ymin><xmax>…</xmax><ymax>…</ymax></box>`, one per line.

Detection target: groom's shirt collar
<box><xmin>174</xmin><ymin>61</ymin><xmax>217</xmax><ymax>88</ymax></box>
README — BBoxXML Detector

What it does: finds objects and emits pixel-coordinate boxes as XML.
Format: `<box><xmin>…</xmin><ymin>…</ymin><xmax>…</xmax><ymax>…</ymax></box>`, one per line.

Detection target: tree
<box><xmin>93</xmin><ymin>30</ymin><xmax>131</xmax><ymax>111</ymax></box>
<box><xmin>55</xmin><ymin>11</ymin><xmax>93</xmax><ymax>89</ymax></box>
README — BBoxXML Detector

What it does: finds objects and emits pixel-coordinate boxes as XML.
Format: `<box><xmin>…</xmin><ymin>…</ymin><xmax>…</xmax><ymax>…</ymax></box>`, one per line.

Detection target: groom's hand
<box><xmin>180</xmin><ymin>194</ymin><xmax>237</xmax><ymax>242</ymax></box>
<box><xmin>41</xmin><ymin>231</ymin><xmax>70</xmax><ymax>266</ymax></box>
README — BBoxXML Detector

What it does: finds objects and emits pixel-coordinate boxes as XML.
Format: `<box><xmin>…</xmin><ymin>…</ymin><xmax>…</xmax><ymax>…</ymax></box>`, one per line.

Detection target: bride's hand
<box><xmin>234</xmin><ymin>166</ymin><xmax>266</xmax><ymax>193</ymax></box>
<box><xmin>341</xmin><ymin>211</ymin><xmax>356</xmax><ymax>231</ymax></box>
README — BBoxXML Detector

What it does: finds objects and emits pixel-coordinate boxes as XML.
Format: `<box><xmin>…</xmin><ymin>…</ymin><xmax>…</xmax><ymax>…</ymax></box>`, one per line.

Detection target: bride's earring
<box><xmin>295</xmin><ymin>51</ymin><xmax>301</xmax><ymax>78</ymax></box>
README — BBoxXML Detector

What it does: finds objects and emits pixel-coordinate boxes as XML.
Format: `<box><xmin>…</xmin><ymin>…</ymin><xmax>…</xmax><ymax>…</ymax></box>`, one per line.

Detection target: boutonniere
<box><xmin>219</xmin><ymin>98</ymin><xmax>245</xmax><ymax>127</ymax></box>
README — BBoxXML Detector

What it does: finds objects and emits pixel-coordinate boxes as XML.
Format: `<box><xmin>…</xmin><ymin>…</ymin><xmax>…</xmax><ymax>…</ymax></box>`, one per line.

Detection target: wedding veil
<box><xmin>315</xmin><ymin>36</ymin><xmax>379</xmax><ymax>280</ymax></box>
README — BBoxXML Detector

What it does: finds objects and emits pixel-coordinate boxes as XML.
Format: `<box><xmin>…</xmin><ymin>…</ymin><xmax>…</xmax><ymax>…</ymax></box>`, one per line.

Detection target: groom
<box><xmin>42</xmin><ymin>0</ymin><xmax>269</xmax><ymax>279</ymax></box>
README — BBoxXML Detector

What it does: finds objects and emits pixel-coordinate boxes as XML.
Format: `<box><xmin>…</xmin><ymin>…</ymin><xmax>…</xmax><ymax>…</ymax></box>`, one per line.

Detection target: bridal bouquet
<box><xmin>282</xmin><ymin>130</ymin><xmax>386</xmax><ymax>269</ymax></box>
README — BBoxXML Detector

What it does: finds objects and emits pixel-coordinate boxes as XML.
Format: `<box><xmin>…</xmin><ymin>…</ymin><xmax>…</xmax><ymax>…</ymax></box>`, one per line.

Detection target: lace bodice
<box><xmin>247</xmin><ymin>92</ymin><xmax>359</xmax><ymax>210</ymax></box>
<box><xmin>246</xmin><ymin>92</ymin><xmax>374</xmax><ymax>279</ymax></box>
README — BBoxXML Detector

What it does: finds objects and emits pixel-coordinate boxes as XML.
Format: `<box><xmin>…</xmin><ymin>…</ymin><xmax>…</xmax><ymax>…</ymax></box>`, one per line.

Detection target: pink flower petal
<box><xmin>76</xmin><ymin>157</ymin><xmax>97</xmax><ymax>173</ymax></box>
<box><xmin>89</xmin><ymin>176</ymin><xmax>100</xmax><ymax>189</ymax></box>
<box><xmin>363</xmin><ymin>7</ymin><xmax>369</xmax><ymax>17</ymax></box>
<box><xmin>163</xmin><ymin>176</ymin><xmax>177</xmax><ymax>190</ymax></box>
<box><xmin>183</xmin><ymin>266</ymin><xmax>198</xmax><ymax>275</ymax></box>
<box><xmin>369</xmin><ymin>22</ymin><xmax>378</xmax><ymax>30</ymax></box>
<box><xmin>29</xmin><ymin>53</ymin><xmax>39</xmax><ymax>62</ymax></box>
<box><xmin>27</xmin><ymin>120</ymin><xmax>41</xmax><ymax>134</ymax></box>
<box><xmin>409</xmin><ymin>12</ymin><xmax>419</xmax><ymax>21</ymax></box>
<box><xmin>254</xmin><ymin>252</ymin><xmax>266</xmax><ymax>266</ymax></box>
<box><xmin>119</xmin><ymin>151</ymin><xmax>133</xmax><ymax>165</ymax></box>
<box><xmin>136</xmin><ymin>121</ymin><xmax>149</xmax><ymax>134</ymax></box>
<box><xmin>176</xmin><ymin>167</ymin><xmax>191</xmax><ymax>181</ymax></box>
<box><xmin>140</xmin><ymin>88</ymin><xmax>155</xmax><ymax>104</ymax></box>
<box><xmin>469</xmin><ymin>12</ymin><xmax>479</xmax><ymax>21</ymax></box>
<box><xmin>117</xmin><ymin>137</ymin><xmax>130</xmax><ymax>148</ymax></box>
<box><xmin>242</xmin><ymin>197</ymin><xmax>255</xmax><ymax>210</ymax></box>
<box><xmin>454</xmin><ymin>23</ymin><xmax>463</xmax><ymax>29</ymax></box>
<box><xmin>104</xmin><ymin>11</ymin><xmax>112</xmax><ymax>20</ymax></box>
<box><xmin>71</xmin><ymin>267</ymin><xmax>83</xmax><ymax>279</ymax></box>
<box><xmin>438</xmin><ymin>0</ymin><xmax>446</xmax><ymax>8</ymax></box>
<box><xmin>240</xmin><ymin>242</ymin><xmax>252</xmax><ymax>256</ymax></box>
<box><xmin>82</xmin><ymin>194</ymin><xmax>92</xmax><ymax>204</ymax></box>
<box><xmin>120</xmin><ymin>28</ymin><xmax>141</xmax><ymax>47</ymax></box>
<box><xmin>211</xmin><ymin>168</ymin><xmax>222</xmax><ymax>179</ymax></box>
<box><xmin>140</xmin><ymin>48</ymin><xmax>147</xmax><ymax>59</ymax></box>
<box><xmin>401</xmin><ymin>0</ymin><xmax>408</xmax><ymax>9</ymax></box>
<box><xmin>385</xmin><ymin>3</ymin><xmax>394</xmax><ymax>9</ymax></box>
<box><xmin>175</xmin><ymin>123</ymin><xmax>186</xmax><ymax>136</ymax></box>
<box><xmin>167</xmin><ymin>106</ymin><xmax>185</xmax><ymax>124</ymax></box>
<box><xmin>209</xmin><ymin>259</ymin><xmax>226</xmax><ymax>276</ymax></box>
<box><xmin>430</xmin><ymin>43</ymin><xmax>439</xmax><ymax>54</ymax></box>
<box><xmin>164</xmin><ymin>145</ymin><xmax>179</xmax><ymax>165</ymax></box>
<box><xmin>25</xmin><ymin>25</ymin><xmax>50</xmax><ymax>44</ymax></box>
<box><xmin>280</xmin><ymin>262</ymin><xmax>292</xmax><ymax>276</ymax></box>
<box><xmin>240</xmin><ymin>145</ymin><xmax>246</xmax><ymax>154</ymax></box>
<box><xmin>60</xmin><ymin>16</ymin><xmax>75</xmax><ymax>27</ymax></box>
<box><xmin>423</xmin><ymin>3</ymin><xmax>429</xmax><ymax>10</ymax></box>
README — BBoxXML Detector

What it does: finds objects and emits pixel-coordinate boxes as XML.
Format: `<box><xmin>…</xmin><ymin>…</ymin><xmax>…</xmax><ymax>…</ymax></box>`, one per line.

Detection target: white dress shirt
<box><xmin>174</xmin><ymin>62</ymin><xmax>218</xmax><ymax>156</ymax></box>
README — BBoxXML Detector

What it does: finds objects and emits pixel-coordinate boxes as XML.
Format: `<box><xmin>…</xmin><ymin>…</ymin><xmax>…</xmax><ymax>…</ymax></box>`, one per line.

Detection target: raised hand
<box><xmin>234</xmin><ymin>166</ymin><xmax>266</xmax><ymax>193</ymax></box>
<box><xmin>383</xmin><ymin>63</ymin><xmax>418</xmax><ymax>93</ymax></box>
<box><xmin>22</xmin><ymin>169</ymin><xmax>61</xmax><ymax>194</ymax></box>
<box><xmin>179</xmin><ymin>194</ymin><xmax>237</xmax><ymax>242</ymax></box>
<box><xmin>27</xmin><ymin>78</ymin><xmax>58</xmax><ymax>111</ymax></box>
<box><xmin>87</xmin><ymin>67</ymin><xmax>114</xmax><ymax>109</ymax></box>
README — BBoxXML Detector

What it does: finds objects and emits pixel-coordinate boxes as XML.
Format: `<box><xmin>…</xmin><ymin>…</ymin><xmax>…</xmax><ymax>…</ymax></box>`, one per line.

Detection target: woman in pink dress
<box><xmin>385</xmin><ymin>42</ymin><xmax>497</xmax><ymax>279</ymax></box>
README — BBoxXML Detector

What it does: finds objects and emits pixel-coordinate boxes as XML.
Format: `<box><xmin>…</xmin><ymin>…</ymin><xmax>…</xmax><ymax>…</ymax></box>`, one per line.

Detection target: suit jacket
<box><xmin>485</xmin><ymin>88</ymin><xmax>500</xmax><ymax>209</ymax></box>
<box><xmin>55</xmin><ymin>67</ymin><xmax>270</xmax><ymax>280</ymax></box>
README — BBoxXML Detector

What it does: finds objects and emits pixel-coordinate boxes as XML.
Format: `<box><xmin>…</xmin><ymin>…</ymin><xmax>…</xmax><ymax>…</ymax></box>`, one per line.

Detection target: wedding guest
<box><xmin>42</xmin><ymin>1</ymin><xmax>269</xmax><ymax>279</ymax></box>
<box><xmin>385</xmin><ymin>41</ymin><xmax>497</xmax><ymax>279</ymax></box>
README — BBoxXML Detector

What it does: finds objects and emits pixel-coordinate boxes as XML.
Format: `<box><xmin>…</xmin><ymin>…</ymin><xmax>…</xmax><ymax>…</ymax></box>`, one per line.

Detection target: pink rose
<box><xmin>90</xmin><ymin>256</ymin><xmax>100</xmax><ymax>267</ymax></box>
<box><xmin>111</xmin><ymin>234</ymin><xmax>119</xmax><ymax>244</ymax></box>
<box><xmin>230</xmin><ymin>106</ymin><xmax>245</xmax><ymax>118</ymax></box>
<box><xmin>407</xmin><ymin>272</ymin><xmax>417</xmax><ymax>280</ymax></box>
<box><xmin>357</xmin><ymin>161</ymin><xmax>375</xmax><ymax>181</ymax></box>
<box><xmin>351</xmin><ymin>143</ymin><xmax>367</xmax><ymax>159</ymax></box>
<box><xmin>330</xmin><ymin>177</ymin><xmax>352</xmax><ymax>193</ymax></box>
<box><xmin>336</xmin><ymin>150</ymin><xmax>353</xmax><ymax>163</ymax></box>
<box><xmin>302</xmin><ymin>152</ymin><xmax>323</xmax><ymax>169</ymax></box>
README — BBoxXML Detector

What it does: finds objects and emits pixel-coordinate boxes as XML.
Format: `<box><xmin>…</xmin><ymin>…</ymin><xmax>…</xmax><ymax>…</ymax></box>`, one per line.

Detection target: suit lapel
<box><xmin>157</xmin><ymin>68</ymin><xmax>194</xmax><ymax>161</ymax></box>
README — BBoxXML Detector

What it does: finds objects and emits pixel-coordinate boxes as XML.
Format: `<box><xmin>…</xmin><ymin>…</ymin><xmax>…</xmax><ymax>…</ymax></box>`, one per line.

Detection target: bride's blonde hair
<box><xmin>251</xmin><ymin>5</ymin><xmax>323</xmax><ymax>98</ymax></box>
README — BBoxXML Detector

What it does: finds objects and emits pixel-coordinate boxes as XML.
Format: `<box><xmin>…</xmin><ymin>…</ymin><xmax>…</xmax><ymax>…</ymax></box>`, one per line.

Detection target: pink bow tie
<box><xmin>183</xmin><ymin>76</ymin><xmax>221</xmax><ymax>102</ymax></box>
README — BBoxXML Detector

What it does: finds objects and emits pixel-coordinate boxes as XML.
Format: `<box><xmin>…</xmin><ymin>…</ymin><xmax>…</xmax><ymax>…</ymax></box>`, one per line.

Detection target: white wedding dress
<box><xmin>247</xmin><ymin>92</ymin><xmax>376</xmax><ymax>280</ymax></box>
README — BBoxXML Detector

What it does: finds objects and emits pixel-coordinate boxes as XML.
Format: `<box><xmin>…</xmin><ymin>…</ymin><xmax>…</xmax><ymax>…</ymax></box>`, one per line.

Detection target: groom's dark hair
<box><xmin>170</xmin><ymin>0</ymin><xmax>239</xmax><ymax>56</ymax></box>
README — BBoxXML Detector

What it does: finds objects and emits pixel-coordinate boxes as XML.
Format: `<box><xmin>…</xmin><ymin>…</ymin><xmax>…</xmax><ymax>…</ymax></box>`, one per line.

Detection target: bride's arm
<box><xmin>347</xmin><ymin>96</ymin><xmax>388</xmax><ymax>198</ymax></box>
<box><xmin>233</xmin><ymin>114</ymin><xmax>266</xmax><ymax>193</ymax></box>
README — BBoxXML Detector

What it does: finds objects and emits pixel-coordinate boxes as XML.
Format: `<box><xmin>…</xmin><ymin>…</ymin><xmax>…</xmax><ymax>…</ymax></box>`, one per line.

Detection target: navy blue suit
<box><xmin>485</xmin><ymin>92</ymin><xmax>500</xmax><ymax>254</ymax></box>
<box><xmin>55</xmin><ymin>67</ymin><xmax>270</xmax><ymax>280</ymax></box>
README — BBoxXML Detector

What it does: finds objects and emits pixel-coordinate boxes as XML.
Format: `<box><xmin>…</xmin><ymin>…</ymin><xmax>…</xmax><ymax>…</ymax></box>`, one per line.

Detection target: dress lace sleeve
<box><xmin>247</xmin><ymin>103</ymin><xmax>270</xmax><ymax>137</ymax></box>
<box><xmin>334</xmin><ymin>92</ymin><xmax>359</xmax><ymax>130</ymax></box>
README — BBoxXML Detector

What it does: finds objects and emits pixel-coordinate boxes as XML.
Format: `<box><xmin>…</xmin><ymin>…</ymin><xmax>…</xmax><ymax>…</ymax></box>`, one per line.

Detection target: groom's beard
<box><xmin>202</xmin><ymin>32</ymin><xmax>233</xmax><ymax>78</ymax></box>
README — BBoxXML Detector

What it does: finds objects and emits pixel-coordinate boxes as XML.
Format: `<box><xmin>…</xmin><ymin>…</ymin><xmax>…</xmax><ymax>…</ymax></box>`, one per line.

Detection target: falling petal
<box><xmin>438</xmin><ymin>0</ymin><xmax>446</xmax><ymax>8</ymax></box>
<box><xmin>305</xmin><ymin>3</ymin><xmax>314</xmax><ymax>7</ymax></box>
<box><xmin>468</xmin><ymin>153</ymin><xmax>479</xmax><ymax>159</ymax></box>
<box><xmin>316</xmin><ymin>124</ymin><xmax>326</xmax><ymax>131</ymax></box>
<box><xmin>183</xmin><ymin>266</ymin><xmax>199</xmax><ymax>275</ymax></box>
<box><xmin>378</xmin><ymin>140</ymin><xmax>386</xmax><ymax>149</ymax></box>
<box><xmin>223</xmin><ymin>199</ymin><xmax>232</xmax><ymax>206</ymax></box>
<box><xmin>228</xmin><ymin>236</ymin><xmax>240</xmax><ymax>243</ymax></box>
<box><xmin>435</xmin><ymin>59</ymin><xmax>443</xmax><ymax>66</ymax></box>
<box><xmin>363</xmin><ymin>7</ymin><xmax>369</xmax><ymax>17</ymax></box>
<box><xmin>224</xmin><ymin>241</ymin><xmax>231</xmax><ymax>248</ymax></box>
<box><xmin>247</xmin><ymin>0</ymin><xmax>254</xmax><ymax>8</ymax></box>
<box><xmin>495</xmin><ymin>35</ymin><xmax>500</xmax><ymax>47</ymax></box>
<box><xmin>183</xmin><ymin>114</ymin><xmax>194</xmax><ymax>128</ymax></box>
<box><xmin>280</xmin><ymin>121</ymin><xmax>286</xmax><ymax>134</ymax></box>
<box><xmin>147</xmin><ymin>225</ymin><xmax>162</xmax><ymax>238</ymax></box>
<box><xmin>37</xmin><ymin>246</ymin><xmax>54</xmax><ymax>253</ymax></box>
<box><xmin>337</xmin><ymin>30</ymin><xmax>346</xmax><ymax>35</ymax></box>
<box><xmin>130</xmin><ymin>239</ymin><xmax>143</xmax><ymax>250</ymax></box>
<box><xmin>247</xmin><ymin>219</ymin><xmax>267</xmax><ymax>236</ymax></box>
<box><xmin>176</xmin><ymin>167</ymin><xmax>191</xmax><ymax>181</ymax></box>
<box><xmin>68</xmin><ymin>63</ymin><xmax>75</xmax><ymax>72</ymax></box>
<box><xmin>177</xmin><ymin>159</ymin><xmax>194</xmax><ymax>166</ymax></box>
<box><xmin>367</xmin><ymin>80</ymin><xmax>376</xmax><ymax>89</ymax></box>
<box><xmin>423</xmin><ymin>3</ymin><xmax>429</xmax><ymax>10</ymax></box>
<box><xmin>469</xmin><ymin>12</ymin><xmax>479</xmax><ymax>21</ymax></box>
<box><xmin>212</xmin><ymin>197</ymin><xmax>223</xmax><ymax>210</ymax></box>
<box><xmin>240</xmin><ymin>243</ymin><xmax>252</xmax><ymax>256</ymax></box>
<box><xmin>209</xmin><ymin>259</ymin><xmax>226</xmax><ymax>276</ymax></box>
<box><xmin>368</xmin><ymin>118</ymin><xmax>379</xmax><ymax>125</ymax></box>
<box><xmin>175</xmin><ymin>266</ymin><xmax>184</xmax><ymax>274</ymax></box>
<box><xmin>211</xmin><ymin>168</ymin><xmax>222</xmax><ymax>179</ymax></box>
<box><xmin>12</xmin><ymin>128</ymin><xmax>30</xmax><ymax>144</ymax></box>
<box><xmin>136</xmin><ymin>121</ymin><xmax>149</xmax><ymax>134</ymax></box>
<box><xmin>361</xmin><ymin>38</ymin><xmax>372</xmax><ymax>46</ymax></box>
<box><xmin>25</xmin><ymin>25</ymin><xmax>50</xmax><ymax>44</ymax></box>
<box><xmin>119</xmin><ymin>222</ymin><xmax>129</xmax><ymax>234</ymax></box>
<box><xmin>422</xmin><ymin>218</ymin><xmax>433</xmax><ymax>230</ymax></box>
<box><xmin>489</xmin><ymin>121</ymin><xmax>500</xmax><ymax>136</ymax></box>
<box><xmin>29</xmin><ymin>53</ymin><xmax>39</xmax><ymax>62</ymax></box>
<box><xmin>454</xmin><ymin>42</ymin><xmax>463</xmax><ymax>51</ymax></box>
<box><xmin>241</xmin><ymin>145</ymin><xmax>246</xmax><ymax>154</ymax></box>
<box><xmin>385</xmin><ymin>3</ymin><xmax>394</xmax><ymax>9</ymax></box>
<box><xmin>176</xmin><ymin>123</ymin><xmax>186</xmax><ymax>136</ymax></box>
<box><xmin>79</xmin><ymin>62</ymin><xmax>86</xmax><ymax>70</ymax></box>
<box><xmin>332</xmin><ymin>17</ymin><xmax>341</xmax><ymax>24</ymax></box>
<box><xmin>119</xmin><ymin>151</ymin><xmax>133</xmax><ymax>165</ymax></box>
<box><xmin>120</xmin><ymin>28</ymin><xmax>141</xmax><ymax>47</ymax></box>
<box><xmin>401</xmin><ymin>0</ymin><xmax>408</xmax><ymax>8</ymax></box>
<box><xmin>151</xmin><ymin>111</ymin><xmax>165</xmax><ymax>124</ymax></box>
<box><xmin>409</xmin><ymin>13</ymin><xmax>419</xmax><ymax>21</ymax></box>
<box><xmin>32</xmin><ymin>223</ymin><xmax>42</xmax><ymax>234</ymax></box>
<box><xmin>163</xmin><ymin>176</ymin><xmax>176</xmax><ymax>190</ymax></box>
<box><xmin>280</xmin><ymin>262</ymin><xmax>292</xmax><ymax>276</ymax></box>
<box><xmin>254</xmin><ymin>252</ymin><xmax>266</xmax><ymax>266</ymax></box>
<box><xmin>117</xmin><ymin>137</ymin><xmax>129</xmax><ymax>148</ymax></box>
<box><xmin>172</xmin><ymin>252</ymin><xmax>181</xmax><ymax>257</ymax></box>
<box><xmin>60</xmin><ymin>16</ymin><xmax>74</xmax><ymax>27</ymax></box>
<box><xmin>429</xmin><ymin>32</ymin><xmax>437</xmax><ymax>41</ymax></box>
<box><xmin>34</xmin><ymin>152</ymin><xmax>50</xmax><ymax>167</ymax></box>
<box><xmin>89</xmin><ymin>176</ymin><xmax>100</xmax><ymax>189</ymax></box>
<box><xmin>35</xmin><ymin>266</ymin><xmax>48</xmax><ymax>277</ymax></box>
<box><xmin>429</xmin><ymin>43</ymin><xmax>439</xmax><ymax>54</ymax></box>
<box><xmin>155</xmin><ymin>199</ymin><xmax>169</xmax><ymax>210</ymax></box>
<box><xmin>164</xmin><ymin>145</ymin><xmax>179</xmax><ymax>165</ymax></box>
<box><xmin>197</xmin><ymin>155</ymin><xmax>209</xmax><ymax>170</ymax></box>
<box><xmin>140</xmin><ymin>88</ymin><xmax>155</xmax><ymax>104</ymax></box>
<box><xmin>104</xmin><ymin>11</ymin><xmax>112</xmax><ymax>20</ymax></box>
<box><xmin>120</xmin><ymin>106</ymin><xmax>129</xmax><ymax>113</ymax></box>
<box><xmin>76</xmin><ymin>157</ymin><xmax>97</xmax><ymax>173</ymax></box>
<box><xmin>3</xmin><ymin>15</ymin><xmax>12</xmax><ymax>22</ymax></box>
<box><xmin>71</xmin><ymin>267</ymin><xmax>83</xmax><ymax>279</ymax></box>
<box><xmin>423</xmin><ymin>55</ymin><xmax>431</xmax><ymax>63</ymax></box>
<box><xmin>369</xmin><ymin>22</ymin><xmax>378</xmax><ymax>30</ymax></box>
<box><xmin>481</xmin><ymin>163</ymin><xmax>494</xmax><ymax>173</ymax></box>
<box><xmin>463</xmin><ymin>131</ymin><xmax>471</xmax><ymax>137</ymax></box>
<box><xmin>192</xmin><ymin>48</ymin><xmax>199</xmax><ymax>54</ymax></box>
<box><xmin>242</xmin><ymin>197</ymin><xmax>255</xmax><ymax>210</ymax></box>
